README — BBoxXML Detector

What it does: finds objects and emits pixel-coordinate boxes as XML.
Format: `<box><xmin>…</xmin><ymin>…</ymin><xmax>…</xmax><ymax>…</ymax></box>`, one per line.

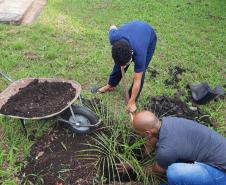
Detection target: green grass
<box><xmin>0</xmin><ymin>0</ymin><xmax>225</xmax><ymax>184</ymax></box>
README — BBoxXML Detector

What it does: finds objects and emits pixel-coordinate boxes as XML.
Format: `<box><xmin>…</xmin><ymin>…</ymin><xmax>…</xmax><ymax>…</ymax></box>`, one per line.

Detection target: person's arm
<box><xmin>152</xmin><ymin>163</ymin><xmax>166</xmax><ymax>175</ymax></box>
<box><xmin>127</xmin><ymin>72</ymin><xmax>143</xmax><ymax>112</ymax></box>
<box><xmin>126</xmin><ymin>52</ymin><xmax>147</xmax><ymax>113</ymax></box>
<box><xmin>143</xmin><ymin>138</ymin><xmax>158</xmax><ymax>156</ymax></box>
<box><xmin>154</xmin><ymin>147</ymin><xmax>177</xmax><ymax>175</ymax></box>
<box><xmin>144</xmin><ymin>163</ymin><xmax>166</xmax><ymax>176</ymax></box>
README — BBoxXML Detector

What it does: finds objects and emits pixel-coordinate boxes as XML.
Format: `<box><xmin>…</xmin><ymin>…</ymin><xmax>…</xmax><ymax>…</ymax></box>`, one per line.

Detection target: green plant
<box><xmin>78</xmin><ymin>125</ymin><xmax>160</xmax><ymax>184</ymax></box>
<box><xmin>79</xmin><ymin>132</ymin><xmax>139</xmax><ymax>183</ymax></box>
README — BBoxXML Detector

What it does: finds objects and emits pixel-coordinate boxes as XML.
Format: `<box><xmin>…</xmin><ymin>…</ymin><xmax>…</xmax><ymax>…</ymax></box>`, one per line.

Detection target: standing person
<box><xmin>92</xmin><ymin>21</ymin><xmax>157</xmax><ymax>113</ymax></box>
<box><xmin>127</xmin><ymin>111</ymin><xmax>226</xmax><ymax>185</ymax></box>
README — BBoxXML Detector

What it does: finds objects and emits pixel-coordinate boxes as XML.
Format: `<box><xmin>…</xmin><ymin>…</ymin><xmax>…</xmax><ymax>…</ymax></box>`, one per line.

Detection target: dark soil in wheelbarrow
<box><xmin>0</xmin><ymin>79</ymin><xmax>76</xmax><ymax>118</ymax></box>
<box><xmin>19</xmin><ymin>124</ymin><xmax>97</xmax><ymax>185</ymax></box>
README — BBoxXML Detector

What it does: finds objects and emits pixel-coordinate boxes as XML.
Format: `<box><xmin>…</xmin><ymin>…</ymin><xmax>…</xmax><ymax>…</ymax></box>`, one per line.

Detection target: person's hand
<box><xmin>127</xmin><ymin>101</ymin><xmax>137</xmax><ymax>113</ymax></box>
<box><xmin>115</xmin><ymin>162</ymin><xmax>132</xmax><ymax>173</ymax></box>
<box><xmin>109</xmin><ymin>25</ymin><xmax>117</xmax><ymax>30</ymax></box>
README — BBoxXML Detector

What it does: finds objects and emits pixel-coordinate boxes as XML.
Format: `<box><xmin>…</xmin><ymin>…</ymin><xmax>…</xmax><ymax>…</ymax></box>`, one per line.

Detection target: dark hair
<box><xmin>112</xmin><ymin>40</ymin><xmax>132</xmax><ymax>66</ymax></box>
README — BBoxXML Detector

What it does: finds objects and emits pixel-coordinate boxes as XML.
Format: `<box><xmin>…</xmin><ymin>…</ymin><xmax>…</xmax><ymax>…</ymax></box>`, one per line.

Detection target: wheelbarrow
<box><xmin>0</xmin><ymin>71</ymin><xmax>101</xmax><ymax>138</ymax></box>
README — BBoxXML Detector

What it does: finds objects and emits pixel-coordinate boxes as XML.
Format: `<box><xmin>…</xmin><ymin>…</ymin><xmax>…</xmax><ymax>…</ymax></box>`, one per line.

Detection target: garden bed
<box><xmin>20</xmin><ymin>124</ymin><xmax>97</xmax><ymax>185</ymax></box>
<box><xmin>19</xmin><ymin>124</ymin><xmax>143</xmax><ymax>185</ymax></box>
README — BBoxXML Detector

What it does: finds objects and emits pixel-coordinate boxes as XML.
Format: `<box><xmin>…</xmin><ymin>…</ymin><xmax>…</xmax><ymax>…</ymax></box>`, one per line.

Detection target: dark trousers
<box><xmin>108</xmin><ymin>36</ymin><xmax>157</xmax><ymax>99</ymax></box>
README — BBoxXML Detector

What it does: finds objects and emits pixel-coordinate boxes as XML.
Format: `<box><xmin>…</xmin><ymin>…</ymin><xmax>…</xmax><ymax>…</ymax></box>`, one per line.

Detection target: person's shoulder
<box><xmin>162</xmin><ymin>116</ymin><xmax>206</xmax><ymax>134</ymax></box>
<box><xmin>162</xmin><ymin>116</ymin><xmax>198</xmax><ymax>125</ymax></box>
<box><xmin>161</xmin><ymin>117</ymin><xmax>189</xmax><ymax>132</ymax></box>
<box><xmin>161</xmin><ymin>116</ymin><xmax>179</xmax><ymax>124</ymax></box>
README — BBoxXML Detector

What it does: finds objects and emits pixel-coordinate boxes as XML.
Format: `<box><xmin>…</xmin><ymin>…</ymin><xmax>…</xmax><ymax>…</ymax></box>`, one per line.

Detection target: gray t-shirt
<box><xmin>156</xmin><ymin>117</ymin><xmax>226</xmax><ymax>172</ymax></box>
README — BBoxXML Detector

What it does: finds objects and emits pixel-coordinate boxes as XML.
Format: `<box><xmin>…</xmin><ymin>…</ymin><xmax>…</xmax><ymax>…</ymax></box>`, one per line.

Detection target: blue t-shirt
<box><xmin>157</xmin><ymin>117</ymin><xmax>226</xmax><ymax>172</ymax></box>
<box><xmin>109</xmin><ymin>21</ymin><xmax>156</xmax><ymax>73</ymax></box>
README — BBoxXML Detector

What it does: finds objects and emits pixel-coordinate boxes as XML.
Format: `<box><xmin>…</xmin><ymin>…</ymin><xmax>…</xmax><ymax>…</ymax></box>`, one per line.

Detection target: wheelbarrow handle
<box><xmin>0</xmin><ymin>71</ymin><xmax>13</xmax><ymax>82</ymax></box>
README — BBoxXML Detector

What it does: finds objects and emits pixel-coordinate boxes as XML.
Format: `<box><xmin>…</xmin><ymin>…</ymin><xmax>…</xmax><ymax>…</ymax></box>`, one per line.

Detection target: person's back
<box><xmin>109</xmin><ymin>21</ymin><xmax>155</xmax><ymax>53</ymax></box>
<box><xmin>157</xmin><ymin>117</ymin><xmax>226</xmax><ymax>172</ymax></box>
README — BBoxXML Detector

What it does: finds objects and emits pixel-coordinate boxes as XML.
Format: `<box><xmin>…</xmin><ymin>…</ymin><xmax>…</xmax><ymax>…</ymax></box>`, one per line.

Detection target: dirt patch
<box><xmin>146</xmin><ymin>96</ymin><xmax>212</xmax><ymax>126</ymax></box>
<box><xmin>0</xmin><ymin>79</ymin><xmax>76</xmax><ymax>118</ymax></box>
<box><xmin>19</xmin><ymin>124</ymin><xmax>97</xmax><ymax>185</ymax></box>
<box><xmin>164</xmin><ymin>66</ymin><xmax>186</xmax><ymax>88</ymax></box>
<box><xmin>24</xmin><ymin>51</ymin><xmax>39</xmax><ymax>60</ymax></box>
<box><xmin>147</xmin><ymin>68</ymin><xmax>159</xmax><ymax>79</ymax></box>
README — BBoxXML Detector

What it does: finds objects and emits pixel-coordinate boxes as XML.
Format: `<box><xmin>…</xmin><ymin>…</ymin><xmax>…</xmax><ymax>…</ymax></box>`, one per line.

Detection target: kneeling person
<box><xmin>132</xmin><ymin>111</ymin><xmax>226</xmax><ymax>185</ymax></box>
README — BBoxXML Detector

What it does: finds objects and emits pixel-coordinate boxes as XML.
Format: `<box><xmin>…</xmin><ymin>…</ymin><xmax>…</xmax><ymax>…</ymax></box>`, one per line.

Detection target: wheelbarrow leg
<box><xmin>69</xmin><ymin>105</ymin><xmax>77</xmax><ymax>121</ymax></box>
<box><xmin>79</xmin><ymin>95</ymin><xmax>83</xmax><ymax>106</ymax></box>
<box><xmin>20</xmin><ymin>119</ymin><xmax>28</xmax><ymax>136</ymax></box>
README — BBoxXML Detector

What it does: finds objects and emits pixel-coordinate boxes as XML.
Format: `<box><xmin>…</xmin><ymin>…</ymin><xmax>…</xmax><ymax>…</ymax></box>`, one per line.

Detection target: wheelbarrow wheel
<box><xmin>60</xmin><ymin>105</ymin><xmax>99</xmax><ymax>134</ymax></box>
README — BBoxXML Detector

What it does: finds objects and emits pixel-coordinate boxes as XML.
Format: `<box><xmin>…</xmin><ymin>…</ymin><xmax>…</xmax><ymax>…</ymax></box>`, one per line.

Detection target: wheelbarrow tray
<box><xmin>0</xmin><ymin>78</ymin><xmax>81</xmax><ymax>120</ymax></box>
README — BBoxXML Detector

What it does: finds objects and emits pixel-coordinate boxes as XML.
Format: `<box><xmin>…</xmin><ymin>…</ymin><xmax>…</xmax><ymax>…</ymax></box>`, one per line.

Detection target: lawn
<box><xmin>0</xmin><ymin>0</ymin><xmax>225</xmax><ymax>184</ymax></box>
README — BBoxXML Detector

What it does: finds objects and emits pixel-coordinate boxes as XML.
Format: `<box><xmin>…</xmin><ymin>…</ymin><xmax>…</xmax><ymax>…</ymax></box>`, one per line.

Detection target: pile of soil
<box><xmin>164</xmin><ymin>66</ymin><xmax>186</xmax><ymax>87</ymax></box>
<box><xmin>146</xmin><ymin>96</ymin><xmax>212</xmax><ymax>126</ymax></box>
<box><xmin>19</xmin><ymin>124</ymin><xmax>97</xmax><ymax>185</ymax></box>
<box><xmin>147</xmin><ymin>68</ymin><xmax>159</xmax><ymax>79</ymax></box>
<box><xmin>0</xmin><ymin>79</ymin><xmax>76</xmax><ymax>118</ymax></box>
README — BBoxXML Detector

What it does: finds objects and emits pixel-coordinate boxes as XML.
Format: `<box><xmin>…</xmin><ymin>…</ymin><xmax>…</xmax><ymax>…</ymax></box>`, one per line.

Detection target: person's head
<box><xmin>112</xmin><ymin>40</ymin><xmax>133</xmax><ymax>66</ymax></box>
<box><xmin>133</xmin><ymin>111</ymin><xmax>161</xmax><ymax>139</ymax></box>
